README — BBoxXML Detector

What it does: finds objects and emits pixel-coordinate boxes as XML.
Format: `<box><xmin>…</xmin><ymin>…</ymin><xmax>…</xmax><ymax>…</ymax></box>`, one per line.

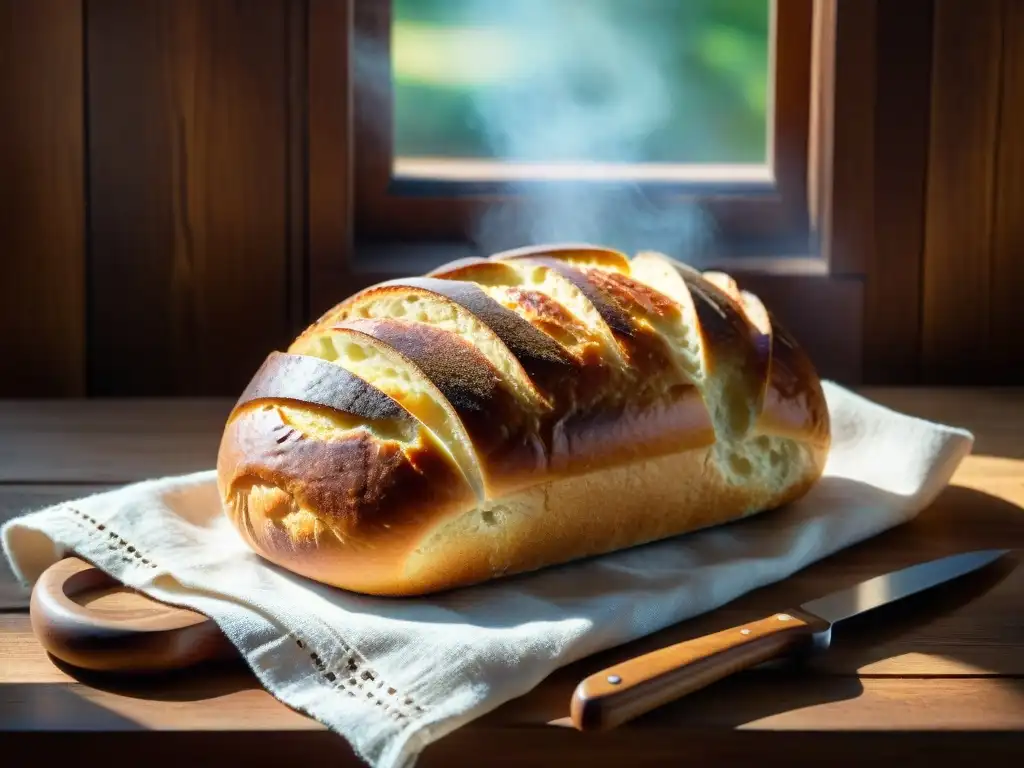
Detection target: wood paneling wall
<box><xmin>922</xmin><ymin>0</ymin><xmax>1024</xmax><ymax>385</ymax></box>
<box><xmin>1</xmin><ymin>0</ymin><xmax>302</xmax><ymax>398</ymax></box>
<box><xmin>991</xmin><ymin>2</ymin><xmax>1024</xmax><ymax>384</ymax></box>
<box><xmin>1</xmin><ymin>0</ymin><xmax>1022</xmax><ymax>396</ymax></box>
<box><xmin>862</xmin><ymin>0</ymin><xmax>933</xmax><ymax>385</ymax></box>
<box><xmin>0</xmin><ymin>0</ymin><xmax>86</xmax><ymax>396</ymax></box>
<box><xmin>922</xmin><ymin>0</ymin><xmax>1005</xmax><ymax>384</ymax></box>
<box><xmin>86</xmin><ymin>0</ymin><xmax>298</xmax><ymax>396</ymax></box>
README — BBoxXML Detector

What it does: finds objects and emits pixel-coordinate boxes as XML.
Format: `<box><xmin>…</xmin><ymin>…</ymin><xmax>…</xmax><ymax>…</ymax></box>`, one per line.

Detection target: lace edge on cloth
<box><xmin>0</xmin><ymin>502</ymin><xmax>439</xmax><ymax>768</ymax></box>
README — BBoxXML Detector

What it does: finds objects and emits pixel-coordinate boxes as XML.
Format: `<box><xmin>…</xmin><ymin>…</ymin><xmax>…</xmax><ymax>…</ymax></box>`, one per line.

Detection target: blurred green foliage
<box><xmin>392</xmin><ymin>0</ymin><xmax>770</xmax><ymax>164</ymax></box>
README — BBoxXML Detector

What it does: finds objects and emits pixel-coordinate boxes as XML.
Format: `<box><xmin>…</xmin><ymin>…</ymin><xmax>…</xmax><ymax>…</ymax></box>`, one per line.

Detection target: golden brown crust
<box><xmin>576</xmin><ymin>265</ymin><xmax>692</xmax><ymax>382</ymax></box>
<box><xmin>392</xmin><ymin>277</ymin><xmax>576</xmax><ymax>374</ymax></box>
<box><xmin>217</xmin><ymin>244</ymin><xmax>833</xmax><ymax>596</ymax></box>
<box><xmin>401</xmin><ymin>439</ymin><xmax>825</xmax><ymax>596</ymax></box>
<box><xmin>216</xmin><ymin>353</ymin><xmax>478</xmax><ymax>593</ymax></box>
<box><xmin>337</xmin><ymin>317</ymin><xmax>515</xmax><ymax>423</ymax></box>
<box><xmin>756</xmin><ymin>311</ymin><xmax>831</xmax><ymax>449</ymax></box>
<box><xmin>217</xmin><ymin>405</ymin><xmax>476</xmax><ymax>595</ymax></box>
<box><xmin>330</xmin><ymin>316</ymin><xmax>547</xmax><ymax>495</ymax></box>
<box><xmin>501</xmin><ymin>288</ymin><xmax>594</xmax><ymax>353</ymax></box>
<box><xmin>484</xmin><ymin>252</ymin><xmax>696</xmax><ymax>404</ymax></box>
<box><xmin>427</xmin><ymin>256</ymin><xmax>509</xmax><ymax>281</ymax></box>
<box><xmin>511</xmin><ymin>254</ymin><xmax>636</xmax><ymax>338</ymax></box>
<box><xmin>298</xmin><ymin>317</ymin><xmax>716</xmax><ymax>498</ymax></box>
<box><xmin>425</xmin><ymin>257</ymin><xmax>627</xmax><ymax>410</ymax></box>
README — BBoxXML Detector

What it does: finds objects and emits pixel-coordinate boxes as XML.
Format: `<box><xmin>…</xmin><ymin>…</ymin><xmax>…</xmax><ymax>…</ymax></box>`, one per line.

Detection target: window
<box><xmin>308</xmin><ymin>0</ymin><xmax>887</xmax><ymax>384</ymax></box>
<box><xmin>392</xmin><ymin>0</ymin><xmax>771</xmax><ymax>171</ymax></box>
<box><xmin>352</xmin><ymin>0</ymin><xmax>814</xmax><ymax>261</ymax></box>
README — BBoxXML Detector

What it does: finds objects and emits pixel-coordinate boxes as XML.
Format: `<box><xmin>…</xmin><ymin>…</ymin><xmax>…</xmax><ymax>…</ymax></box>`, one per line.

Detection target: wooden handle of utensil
<box><xmin>30</xmin><ymin>556</ymin><xmax>237</xmax><ymax>673</ymax></box>
<box><xmin>570</xmin><ymin>610</ymin><xmax>823</xmax><ymax>731</ymax></box>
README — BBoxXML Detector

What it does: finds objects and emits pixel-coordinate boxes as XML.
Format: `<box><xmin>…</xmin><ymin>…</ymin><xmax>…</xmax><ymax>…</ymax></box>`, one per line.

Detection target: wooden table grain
<box><xmin>1</xmin><ymin>389</ymin><xmax>1023</xmax><ymax>766</ymax></box>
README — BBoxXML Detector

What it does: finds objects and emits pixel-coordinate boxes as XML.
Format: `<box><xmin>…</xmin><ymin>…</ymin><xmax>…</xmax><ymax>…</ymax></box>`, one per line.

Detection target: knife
<box><xmin>570</xmin><ymin>548</ymin><xmax>1010</xmax><ymax>731</ymax></box>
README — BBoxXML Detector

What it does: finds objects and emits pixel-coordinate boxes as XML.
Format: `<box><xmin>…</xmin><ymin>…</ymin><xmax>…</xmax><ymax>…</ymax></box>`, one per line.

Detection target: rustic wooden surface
<box><xmin>0</xmin><ymin>388</ymin><xmax>1022</xmax><ymax>765</ymax></box>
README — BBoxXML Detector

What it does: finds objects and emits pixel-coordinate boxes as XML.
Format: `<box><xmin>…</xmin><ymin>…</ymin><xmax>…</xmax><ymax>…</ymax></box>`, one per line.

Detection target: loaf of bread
<box><xmin>216</xmin><ymin>245</ymin><xmax>831</xmax><ymax>596</ymax></box>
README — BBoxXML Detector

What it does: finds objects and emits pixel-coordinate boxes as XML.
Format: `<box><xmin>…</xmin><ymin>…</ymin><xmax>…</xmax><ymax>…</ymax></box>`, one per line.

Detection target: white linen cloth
<box><xmin>2</xmin><ymin>382</ymin><xmax>973</xmax><ymax>768</ymax></box>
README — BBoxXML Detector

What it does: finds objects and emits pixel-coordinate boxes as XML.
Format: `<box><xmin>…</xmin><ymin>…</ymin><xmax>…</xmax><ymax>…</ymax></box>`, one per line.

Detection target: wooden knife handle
<box><xmin>570</xmin><ymin>610</ymin><xmax>824</xmax><ymax>731</ymax></box>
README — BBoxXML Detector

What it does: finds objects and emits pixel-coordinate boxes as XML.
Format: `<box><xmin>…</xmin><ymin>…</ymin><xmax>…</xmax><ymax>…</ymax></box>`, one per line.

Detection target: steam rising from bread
<box><xmin>354</xmin><ymin>0</ymin><xmax>718</xmax><ymax>259</ymax></box>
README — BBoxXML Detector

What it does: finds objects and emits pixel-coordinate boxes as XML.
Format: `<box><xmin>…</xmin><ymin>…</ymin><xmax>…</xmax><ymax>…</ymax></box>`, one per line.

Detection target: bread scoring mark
<box><xmin>483</xmin><ymin>253</ymin><xmax>699</xmax><ymax>405</ymax></box>
<box><xmin>339</xmin><ymin>316</ymin><xmax>514</xmax><ymax>414</ymax></box>
<box><xmin>506</xmin><ymin>255</ymin><xmax>635</xmax><ymax>338</ymax></box>
<box><xmin>476</xmin><ymin>255</ymin><xmax>689</xmax><ymax>408</ymax></box>
<box><xmin>503</xmin><ymin>287</ymin><xmax>591</xmax><ymax>352</ymax></box>
<box><xmin>327</xmin><ymin>280</ymin><xmax>579</xmax><ymax>411</ymax></box>
<box><xmin>334</xmin><ymin>316</ymin><xmax>661</xmax><ymax>495</ymax></box>
<box><xmin>335</xmin><ymin>318</ymin><xmax>541</xmax><ymax>450</ymax></box>
<box><xmin>295</xmin><ymin>323</ymin><xmax>488</xmax><ymax>500</ymax></box>
<box><xmin>386</xmin><ymin>276</ymin><xmax>575</xmax><ymax>372</ymax></box>
<box><xmin>432</xmin><ymin>255</ymin><xmax>630</xmax><ymax>378</ymax></box>
<box><xmin>234</xmin><ymin>351</ymin><xmax>409</xmax><ymax>424</ymax></box>
<box><xmin>582</xmin><ymin>266</ymin><xmax>679</xmax><ymax>321</ymax></box>
<box><xmin>701</xmin><ymin>271</ymin><xmax>742</xmax><ymax>305</ymax></box>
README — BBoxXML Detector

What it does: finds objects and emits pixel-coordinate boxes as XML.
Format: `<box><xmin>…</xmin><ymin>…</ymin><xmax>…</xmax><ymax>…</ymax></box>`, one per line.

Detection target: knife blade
<box><xmin>570</xmin><ymin>549</ymin><xmax>1010</xmax><ymax>731</ymax></box>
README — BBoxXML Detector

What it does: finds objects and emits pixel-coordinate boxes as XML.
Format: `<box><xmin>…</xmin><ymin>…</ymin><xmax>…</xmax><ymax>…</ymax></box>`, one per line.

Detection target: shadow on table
<box><xmin>484</xmin><ymin>482</ymin><xmax>1023</xmax><ymax>728</ymax></box>
<box><xmin>0</xmin><ymin>681</ymin><xmax>358</xmax><ymax>766</ymax></box>
<box><xmin>0</xmin><ymin>682</ymin><xmax>144</xmax><ymax>729</ymax></box>
<box><xmin>39</xmin><ymin>484</ymin><xmax>1024</xmax><ymax>730</ymax></box>
<box><xmin>45</xmin><ymin>654</ymin><xmax>255</xmax><ymax>702</ymax></box>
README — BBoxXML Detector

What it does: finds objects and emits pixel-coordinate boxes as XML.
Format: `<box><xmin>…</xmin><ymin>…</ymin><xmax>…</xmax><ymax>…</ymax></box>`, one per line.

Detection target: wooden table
<box><xmin>2</xmin><ymin>389</ymin><xmax>1023</xmax><ymax>766</ymax></box>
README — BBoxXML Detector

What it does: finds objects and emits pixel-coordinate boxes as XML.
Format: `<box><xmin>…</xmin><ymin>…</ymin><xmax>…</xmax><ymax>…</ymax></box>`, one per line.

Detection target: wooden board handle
<box><xmin>570</xmin><ymin>610</ymin><xmax>823</xmax><ymax>731</ymax></box>
<box><xmin>30</xmin><ymin>556</ymin><xmax>236</xmax><ymax>673</ymax></box>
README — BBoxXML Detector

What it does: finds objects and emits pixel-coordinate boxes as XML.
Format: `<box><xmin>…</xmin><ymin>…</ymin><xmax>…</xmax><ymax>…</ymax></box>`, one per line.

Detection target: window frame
<box><xmin>351</xmin><ymin>0</ymin><xmax>816</xmax><ymax>259</ymax></box>
<box><xmin>306</xmin><ymin>0</ymin><xmax>933</xmax><ymax>387</ymax></box>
